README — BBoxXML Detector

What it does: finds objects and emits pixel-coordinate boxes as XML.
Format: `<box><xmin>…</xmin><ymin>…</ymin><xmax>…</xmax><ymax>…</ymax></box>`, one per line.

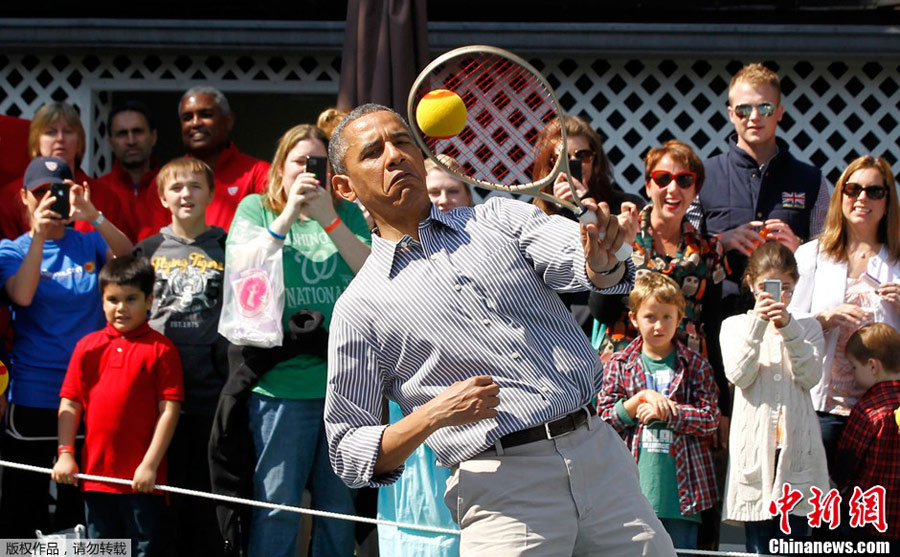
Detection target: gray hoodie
<box><xmin>136</xmin><ymin>225</ymin><xmax>227</xmax><ymax>415</ymax></box>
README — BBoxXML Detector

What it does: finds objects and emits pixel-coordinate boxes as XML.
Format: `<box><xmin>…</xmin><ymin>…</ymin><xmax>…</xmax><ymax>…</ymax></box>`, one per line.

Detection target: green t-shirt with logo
<box><xmin>616</xmin><ymin>350</ymin><xmax>701</xmax><ymax>522</ymax></box>
<box><xmin>229</xmin><ymin>194</ymin><xmax>371</xmax><ymax>399</ymax></box>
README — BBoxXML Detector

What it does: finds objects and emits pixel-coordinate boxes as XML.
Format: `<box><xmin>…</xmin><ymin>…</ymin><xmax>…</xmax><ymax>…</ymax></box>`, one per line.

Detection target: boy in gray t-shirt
<box><xmin>134</xmin><ymin>157</ymin><xmax>227</xmax><ymax>556</ymax></box>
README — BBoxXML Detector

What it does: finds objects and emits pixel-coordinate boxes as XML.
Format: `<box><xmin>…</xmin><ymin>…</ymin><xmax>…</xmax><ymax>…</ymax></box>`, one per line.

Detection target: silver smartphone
<box><xmin>763</xmin><ymin>278</ymin><xmax>782</xmax><ymax>299</ymax></box>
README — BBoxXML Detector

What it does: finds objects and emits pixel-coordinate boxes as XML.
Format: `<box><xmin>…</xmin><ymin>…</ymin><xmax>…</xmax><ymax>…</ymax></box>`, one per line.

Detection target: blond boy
<box><xmin>598</xmin><ymin>273</ymin><xmax>720</xmax><ymax>551</ymax></box>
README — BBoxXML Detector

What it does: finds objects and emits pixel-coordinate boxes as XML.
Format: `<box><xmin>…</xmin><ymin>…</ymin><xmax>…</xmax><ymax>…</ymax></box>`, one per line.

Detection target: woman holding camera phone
<box><xmin>228</xmin><ymin>124</ymin><xmax>370</xmax><ymax>557</ymax></box>
<box><xmin>789</xmin><ymin>155</ymin><xmax>900</xmax><ymax>471</ymax></box>
<box><xmin>0</xmin><ymin>156</ymin><xmax>132</xmax><ymax>538</ymax></box>
<box><xmin>530</xmin><ymin>115</ymin><xmax>644</xmax><ymax>335</ymax></box>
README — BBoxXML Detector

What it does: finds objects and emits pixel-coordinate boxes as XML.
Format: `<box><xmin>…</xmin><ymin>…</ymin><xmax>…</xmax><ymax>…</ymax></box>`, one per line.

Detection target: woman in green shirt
<box><xmin>229</xmin><ymin>124</ymin><xmax>371</xmax><ymax>557</ymax></box>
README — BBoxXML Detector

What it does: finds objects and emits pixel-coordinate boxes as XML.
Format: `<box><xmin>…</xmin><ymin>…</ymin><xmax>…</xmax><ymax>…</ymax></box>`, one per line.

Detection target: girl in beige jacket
<box><xmin>720</xmin><ymin>243</ymin><xmax>829</xmax><ymax>553</ymax></box>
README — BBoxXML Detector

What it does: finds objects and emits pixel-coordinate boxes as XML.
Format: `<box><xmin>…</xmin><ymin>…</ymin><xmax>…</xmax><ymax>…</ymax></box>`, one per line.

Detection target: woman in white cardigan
<box><xmin>789</xmin><ymin>155</ymin><xmax>900</xmax><ymax>471</ymax></box>
<box><xmin>721</xmin><ymin>243</ymin><xmax>828</xmax><ymax>553</ymax></box>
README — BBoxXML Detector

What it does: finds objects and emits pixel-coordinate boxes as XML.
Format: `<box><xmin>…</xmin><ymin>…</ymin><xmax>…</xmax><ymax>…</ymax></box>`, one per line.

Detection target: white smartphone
<box><xmin>763</xmin><ymin>279</ymin><xmax>782</xmax><ymax>299</ymax></box>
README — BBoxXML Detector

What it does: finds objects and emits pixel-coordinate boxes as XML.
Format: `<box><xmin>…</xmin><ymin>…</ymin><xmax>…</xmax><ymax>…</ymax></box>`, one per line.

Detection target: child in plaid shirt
<box><xmin>835</xmin><ymin>323</ymin><xmax>900</xmax><ymax>541</ymax></box>
<box><xmin>598</xmin><ymin>273</ymin><xmax>720</xmax><ymax>552</ymax></box>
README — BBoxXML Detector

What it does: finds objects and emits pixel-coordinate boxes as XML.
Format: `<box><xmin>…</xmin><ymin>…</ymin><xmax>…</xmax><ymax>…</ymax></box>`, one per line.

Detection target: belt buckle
<box><xmin>544</xmin><ymin>417</ymin><xmax>573</xmax><ymax>440</ymax></box>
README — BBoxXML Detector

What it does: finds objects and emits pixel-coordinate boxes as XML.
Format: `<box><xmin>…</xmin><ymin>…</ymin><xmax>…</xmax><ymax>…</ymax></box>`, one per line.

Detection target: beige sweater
<box><xmin>720</xmin><ymin>312</ymin><xmax>830</xmax><ymax>523</ymax></box>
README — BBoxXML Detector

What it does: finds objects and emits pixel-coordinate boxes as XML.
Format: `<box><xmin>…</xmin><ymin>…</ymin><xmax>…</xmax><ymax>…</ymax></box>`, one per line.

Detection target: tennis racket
<box><xmin>408</xmin><ymin>45</ymin><xmax>632</xmax><ymax>261</ymax></box>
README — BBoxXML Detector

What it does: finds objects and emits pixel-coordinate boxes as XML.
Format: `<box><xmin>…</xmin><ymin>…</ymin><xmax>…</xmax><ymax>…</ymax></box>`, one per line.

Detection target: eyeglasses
<box><xmin>732</xmin><ymin>102</ymin><xmax>778</xmax><ymax>119</ymax></box>
<box><xmin>650</xmin><ymin>170</ymin><xmax>696</xmax><ymax>189</ymax></box>
<box><xmin>843</xmin><ymin>182</ymin><xmax>888</xmax><ymax>200</ymax></box>
<box><xmin>550</xmin><ymin>149</ymin><xmax>595</xmax><ymax>168</ymax></box>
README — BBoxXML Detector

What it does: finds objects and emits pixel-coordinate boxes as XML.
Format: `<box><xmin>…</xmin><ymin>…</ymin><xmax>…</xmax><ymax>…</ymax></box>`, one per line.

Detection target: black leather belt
<box><xmin>496</xmin><ymin>403</ymin><xmax>595</xmax><ymax>450</ymax></box>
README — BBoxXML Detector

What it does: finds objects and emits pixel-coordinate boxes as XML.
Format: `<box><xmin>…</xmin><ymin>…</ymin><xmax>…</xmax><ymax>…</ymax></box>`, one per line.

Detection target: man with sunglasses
<box><xmin>689</xmin><ymin>63</ymin><xmax>830</xmax><ymax>317</ymax></box>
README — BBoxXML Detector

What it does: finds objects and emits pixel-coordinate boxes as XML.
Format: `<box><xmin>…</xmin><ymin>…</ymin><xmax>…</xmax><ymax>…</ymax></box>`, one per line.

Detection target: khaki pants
<box><xmin>444</xmin><ymin>416</ymin><xmax>675</xmax><ymax>556</ymax></box>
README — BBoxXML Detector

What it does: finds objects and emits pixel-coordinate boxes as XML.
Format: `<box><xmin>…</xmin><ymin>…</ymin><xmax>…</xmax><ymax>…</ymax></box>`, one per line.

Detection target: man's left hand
<box><xmin>581</xmin><ymin>199</ymin><xmax>636</xmax><ymax>275</ymax></box>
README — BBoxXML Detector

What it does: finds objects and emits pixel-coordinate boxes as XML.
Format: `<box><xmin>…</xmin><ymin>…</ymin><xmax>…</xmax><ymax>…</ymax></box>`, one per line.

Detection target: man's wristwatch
<box><xmin>91</xmin><ymin>213</ymin><xmax>106</xmax><ymax>227</ymax></box>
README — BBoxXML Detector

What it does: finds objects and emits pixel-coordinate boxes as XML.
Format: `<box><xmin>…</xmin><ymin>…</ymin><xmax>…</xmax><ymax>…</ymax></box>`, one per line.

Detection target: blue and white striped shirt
<box><xmin>324</xmin><ymin>197</ymin><xmax>634</xmax><ymax>488</ymax></box>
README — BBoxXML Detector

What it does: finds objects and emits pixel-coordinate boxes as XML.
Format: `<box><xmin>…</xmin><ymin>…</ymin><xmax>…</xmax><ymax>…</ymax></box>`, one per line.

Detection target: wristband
<box><xmin>323</xmin><ymin>216</ymin><xmax>341</xmax><ymax>234</ymax></box>
<box><xmin>266</xmin><ymin>226</ymin><xmax>286</xmax><ymax>241</ymax></box>
<box><xmin>591</xmin><ymin>260</ymin><xmax>623</xmax><ymax>277</ymax></box>
<box><xmin>57</xmin><ymin>444</ymin><xmax>75</xmax><ymax>456</ymax></box>
<box><xmin>91</xmin><ymin>213</ymin><xmax>106</xmax><ymax>227</ymax></box>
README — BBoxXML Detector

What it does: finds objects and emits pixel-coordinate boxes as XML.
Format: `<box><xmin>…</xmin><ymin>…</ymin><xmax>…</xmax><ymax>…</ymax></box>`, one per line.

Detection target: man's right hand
<box><xmin>31</xmin><ymin>191</ymin><xmax>64</xmax><ymax>237</ymax></box>
<box><xmin>424</xmin><ymin>375</ymin><xmax>500</xmax><ymax>428</ymax></box>
<box><xmin>718</xmin><ymin>221</ymin><xmax>765</xmax><ymax>256</ymax></box>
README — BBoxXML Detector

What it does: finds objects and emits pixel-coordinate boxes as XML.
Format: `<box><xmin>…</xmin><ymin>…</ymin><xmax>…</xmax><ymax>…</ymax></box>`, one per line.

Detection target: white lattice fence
<box><xmin>1</xmin><ymin>52</ymin><xmax>898</xmax><ymax>196</ymax></box>
<box><xmin>0</xmin><ymin>52</ymin><xmax>342</xmax><ymax>174</ymax></box>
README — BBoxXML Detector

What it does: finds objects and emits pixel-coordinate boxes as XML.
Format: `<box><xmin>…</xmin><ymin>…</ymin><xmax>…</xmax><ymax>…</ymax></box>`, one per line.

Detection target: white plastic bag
<box><xmin>219</xmin><ymin>218</ymin><xmax>285</xmax><ymax>347</ymax></box>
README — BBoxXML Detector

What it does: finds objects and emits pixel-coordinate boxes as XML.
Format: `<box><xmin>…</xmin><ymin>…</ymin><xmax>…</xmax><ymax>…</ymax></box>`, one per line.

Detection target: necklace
<box><xmin>851</xmin><ymin>246</ymin><xmax>877</xmax><ymax>260</ymax></box>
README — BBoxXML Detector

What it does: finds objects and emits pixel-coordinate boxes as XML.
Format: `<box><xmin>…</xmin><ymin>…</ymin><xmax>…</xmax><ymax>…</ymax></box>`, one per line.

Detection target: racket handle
<box><xmin>577</xmin><ymin>210</ymin><xmax>634</xmax><ymax>261</ymax></box>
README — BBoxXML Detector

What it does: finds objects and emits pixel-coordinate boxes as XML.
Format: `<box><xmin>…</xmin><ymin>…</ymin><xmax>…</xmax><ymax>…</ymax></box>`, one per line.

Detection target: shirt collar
<box><xmin>369</xmin><ymin>204</ymin><xmax>468</xmax><ymax>278</ymax></box>
<box><xmin>112</xmin><ymin>158</ymin><xmax>160</xmax><ymax>187</ymax></box>
<box><xmin>620</xmin><ymin>335</ymin><xmax>692</xmax><ymax>371</ymax></box>
<box><xmin>865</xmin><ymin>380</ymin><xmax>900</xmax><ymax>399</ymax></box>
<box><xmin>727</xmin><ymin>133</ymin><xmax>787</xmax><ymax>169</ymax></box>
<box><xmin>103</xmin><ymin>321</ymin><xmax>153</xmax><ymax>340</ymax></box>
<box><xmin>186</xmin><ymin>141</ymin><xmax>236</xmax><ymax>168</ymax></box>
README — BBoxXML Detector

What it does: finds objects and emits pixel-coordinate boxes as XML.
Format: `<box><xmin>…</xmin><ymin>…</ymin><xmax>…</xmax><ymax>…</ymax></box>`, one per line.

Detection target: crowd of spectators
<box><xmin>0</xmin><ymin>60</ymin><xmax>898</xmax><ymax>556</ymax></box>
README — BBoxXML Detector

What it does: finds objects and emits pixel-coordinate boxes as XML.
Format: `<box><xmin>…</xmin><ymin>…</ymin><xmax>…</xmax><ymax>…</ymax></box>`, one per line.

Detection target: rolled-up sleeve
<box><xmin>482</xmin><ymin>198</ymin><xmax>634</xmax><ymax>295</ymax></box>
<box><xmin>324</xmin><ymin>311</ymin><xmax>404</xmax><ymax>488</ymax></box>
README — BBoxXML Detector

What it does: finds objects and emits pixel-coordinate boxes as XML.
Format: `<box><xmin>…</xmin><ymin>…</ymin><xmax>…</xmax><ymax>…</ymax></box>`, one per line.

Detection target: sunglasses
<box><xmin>843</xmin><ymin>182</ymin><xmax>888</xmax><ymax>200</ymax></box>
<box><xmin>650</xmin><ymin>170</ymin><xmax>696</xmax><ymax>189</ymax></box>
<box><xmin>732</xmin><ymin>102</ymin><xmax>778</xmax><ymax>119</ymax></box>
<box><xmin>550</xmin><ymin>148</ymin><xmax>595</xmax><ymax>167</ymax></box>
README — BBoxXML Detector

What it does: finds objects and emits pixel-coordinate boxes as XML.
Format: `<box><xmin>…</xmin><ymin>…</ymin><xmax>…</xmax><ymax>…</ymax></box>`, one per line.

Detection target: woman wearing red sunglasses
<box><xmin>591</xmin><ymin>138</ymin><xmax>731</xmax><ymax>438</ymax></box>
<box><xmin>531</xmin><ymin>115</ymin><xmax>644</xmax><ymax>217</ymax></box>
<box><xmin>789</xmin><ymin>155</ymin><xmax>900</xmax><ymax>475</ymax></box>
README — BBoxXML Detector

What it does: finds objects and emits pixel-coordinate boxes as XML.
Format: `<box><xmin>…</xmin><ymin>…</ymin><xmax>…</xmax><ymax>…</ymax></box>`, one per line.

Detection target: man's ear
<box><xmin>332</xmin><ymin>174</ymin><xmax>356</xmax><ymax>202</ymax></box>
<box><xmin>628</xmin><ymin>310</ymin><xmax>638</xmax><ymax>329</ymax></box>
<box><xmin>150</xmin><ymin>129</ymin><xmax>158</xmax><ymax>149</ymax></box>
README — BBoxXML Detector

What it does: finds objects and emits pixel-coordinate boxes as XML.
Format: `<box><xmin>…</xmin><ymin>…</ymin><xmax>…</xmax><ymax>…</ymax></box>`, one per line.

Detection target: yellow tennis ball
<box><xmin>416</xmin><ymin>89</ymin><xmax>468</xmax><ymax>139</ymax></box>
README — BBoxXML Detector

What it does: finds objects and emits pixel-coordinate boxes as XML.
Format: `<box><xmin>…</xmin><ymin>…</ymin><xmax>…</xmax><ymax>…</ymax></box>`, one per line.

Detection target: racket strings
<box><xmin>414</xmin><ymin>52</ymin><xmax>561</xmax><ymax>191</ymax></box>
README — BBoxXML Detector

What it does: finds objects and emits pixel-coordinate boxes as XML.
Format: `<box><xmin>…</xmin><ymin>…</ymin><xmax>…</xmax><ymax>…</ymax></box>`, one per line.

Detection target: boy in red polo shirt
<box><xmin>52</xmin><ymin>254</ymin><xmax>183</xmax><ymax>556</ymax></box>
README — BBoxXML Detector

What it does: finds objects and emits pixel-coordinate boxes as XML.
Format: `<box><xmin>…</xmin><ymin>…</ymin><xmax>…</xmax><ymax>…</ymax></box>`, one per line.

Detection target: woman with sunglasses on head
<box><xmin>532</xmin><ymin>115</ymin><xmax>643</xmax><ymax>334</ymax></box>
<box><xmin>789</xmin><ymin>155</ymin><xmax>900</xmax><ymax>475</ymax></box>
<box><xmin>532</xmin><ymin>115</ymin><xmax>643</xmax><ymax>218</ymax></box>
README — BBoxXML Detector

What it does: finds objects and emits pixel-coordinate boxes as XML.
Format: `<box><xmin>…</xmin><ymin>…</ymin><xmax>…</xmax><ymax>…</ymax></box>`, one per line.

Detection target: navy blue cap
<box><xmin>23</xmin><ymin>156</ymin><xmax>73</xmax><ymax>191</ymax></box>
